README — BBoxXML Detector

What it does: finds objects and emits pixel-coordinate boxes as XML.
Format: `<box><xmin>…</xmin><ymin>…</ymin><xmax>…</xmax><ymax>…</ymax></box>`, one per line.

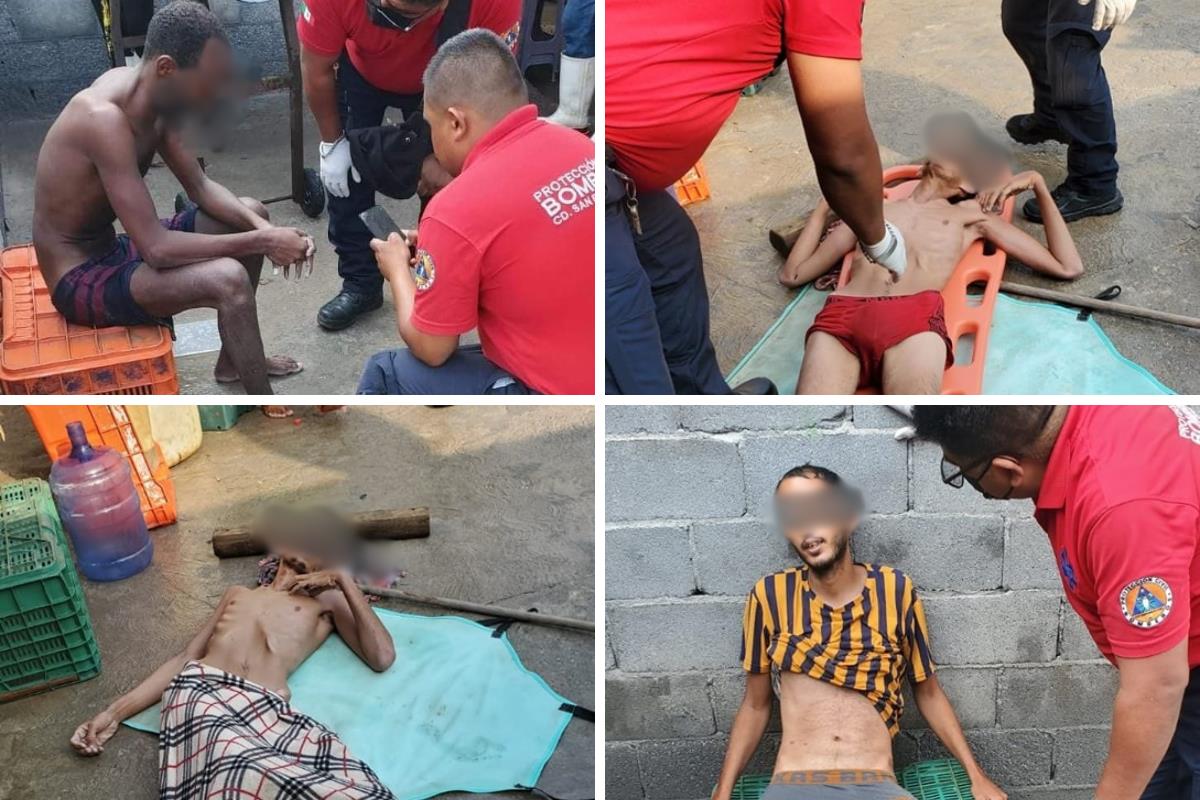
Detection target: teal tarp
<box><xmin>727</xmin><ymin>286</ymin><xmax>1172</xmax><ymax>395</ymax></box>
<box><xmin>125</xmin><ymin>610</ymin><xmax>576</xmax><ymax>800</ymax></box>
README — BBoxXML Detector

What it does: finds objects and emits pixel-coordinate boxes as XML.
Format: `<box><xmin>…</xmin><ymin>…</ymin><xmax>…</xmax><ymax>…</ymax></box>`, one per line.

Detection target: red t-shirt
<box><xmin>606</xmin><ymin>0</ymin><xmax>865</xmax><ymax>191</ymax></box>
<box><xmin>410</xmin><ymin>106</ymin><xmax>594</xmax><ymax>394</ymax></box>
<box><xmin>1034</xmin><ymin>406</ymin><xmax>1200</xmax><ymax>666</ymax></box>
<box><xmin>297</xmin><ymin>0</ymin><xmax>521</xmax><ymax>95</ymax></box>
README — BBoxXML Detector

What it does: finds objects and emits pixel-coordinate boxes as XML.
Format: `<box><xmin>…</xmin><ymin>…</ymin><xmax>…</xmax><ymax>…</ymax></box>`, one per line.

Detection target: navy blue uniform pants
<box><xmin>1001</xmin><ymin>0</ymin><xmax>1118</xmax><ymax>193</ymax></box>
<box><xmin>1141</xmin><ymin>666</ymin><xmax>1200</xmax><ymax>798</ymax></box>
<box><xmin>604</xmin><ymin>168</ymin><xmax>728</xmax><ymax>395</ymax></box>
<box><xmin>328</xmin><ymin>55</ymin><xmax>422</xmax><ymax>297</ymax></box>
<box><xmin>356</xmin><ymin>344</ymin><xmax>536</xmax><ymax>395</ymax></box>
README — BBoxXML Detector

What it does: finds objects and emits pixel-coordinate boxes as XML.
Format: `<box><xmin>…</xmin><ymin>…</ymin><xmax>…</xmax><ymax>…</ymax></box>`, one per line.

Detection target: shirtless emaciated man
<box><xmin>69</xmin><ymin>550</ymin><xmax>395</xmax><ymax>756</ymax></box>
<box><xmin>780</xmin><ymin>157</ymin><xmax>1083</xmax><ymax>395</ymax></box>
<box><xmin>32</xmin><ymin>1</ymin><xmax>314</xmax><ymax>394</ymax></box>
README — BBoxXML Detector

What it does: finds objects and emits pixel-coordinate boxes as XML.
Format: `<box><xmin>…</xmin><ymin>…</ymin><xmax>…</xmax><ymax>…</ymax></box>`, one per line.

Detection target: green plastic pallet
<box><xmin>0</xmin><ymin>479</ymin><xmax>101</xmax><ymax>702</ymax></box>
<box><xmin>726</xmin><ymin>760</ymin><xmax>973</xmax><ymax>800</ymax></box>
<box><xmin>898</xmin><ymin>759</ymin><xmax>973</xmax><ymax>800</ymax></box>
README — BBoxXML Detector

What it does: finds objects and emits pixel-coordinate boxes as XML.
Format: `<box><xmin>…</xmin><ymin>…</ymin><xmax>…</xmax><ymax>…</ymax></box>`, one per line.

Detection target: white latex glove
<box><xmin>1079</xmin><ymin>0</ymin><xmax>1136</xmax><ymax>30</ymax></box>
<box><xmin>862</xmin><ymin>221</ymin><xmax>907</xmax><ymax>280</ymax></box>
<box><xmin>318</xmin><ymin>136</ymin><xmax>359</xmax><ymax>198</ymax></box>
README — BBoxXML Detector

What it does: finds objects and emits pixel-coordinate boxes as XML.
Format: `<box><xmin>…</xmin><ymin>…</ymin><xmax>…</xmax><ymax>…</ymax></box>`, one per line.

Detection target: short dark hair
<box><xmin>144</xmin><ymin>0</ymin><xmax>229</xmax><ymax>69</ymax></box>
<box><xmin>423</xmin><ymin>28</ymin><xmax>527</xmax><ymax>119</ymax></box>
<box><xmin>775</xmin><ymin>463</ymin><xmax>843</xmax><ymax>491</ymax></box>
<box><xmin>912</xmin><ymin>406</ymin><xmax>1056</xmax><ymax>462</ymax></box>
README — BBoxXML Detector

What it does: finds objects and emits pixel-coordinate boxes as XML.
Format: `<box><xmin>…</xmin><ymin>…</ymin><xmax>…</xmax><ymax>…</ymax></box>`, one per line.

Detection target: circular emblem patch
<box><xmin>1120</xmin><ymin>577</ymin><xmax>1173</xmax><ymax>628</ymax></box>
<box><xmin>412</xmin><ymin>249</ymin><xmax>435</xmax><ymax>292</ymax></box>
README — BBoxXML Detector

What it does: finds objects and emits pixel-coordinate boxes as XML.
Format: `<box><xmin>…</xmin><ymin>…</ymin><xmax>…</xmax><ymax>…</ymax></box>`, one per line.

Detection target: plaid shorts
<box><xmin>158</xmin><ymin>661</ymin><xmax>395</xmax><ymax>800</ymax></box>
<box><xmin>50</xmin><ymin>208</ymin><xmax>197</xmax><ymax>329</ymax></box>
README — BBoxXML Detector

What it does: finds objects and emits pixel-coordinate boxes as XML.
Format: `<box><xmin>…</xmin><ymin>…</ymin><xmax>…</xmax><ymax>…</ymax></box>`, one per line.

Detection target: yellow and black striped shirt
<box><xmin>739</xmin><ymin>564</ymin><xmax>935</xmax><ymax>735</ymax></box>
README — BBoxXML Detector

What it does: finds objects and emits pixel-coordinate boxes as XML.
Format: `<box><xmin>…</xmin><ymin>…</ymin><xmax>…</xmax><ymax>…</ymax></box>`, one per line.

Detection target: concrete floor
<box><xmin>0</xmin><ymin>67</ymin><xmax>564</xmax><ymax>395</ymax></box>
<box><xmin>0</xmin><ymin>404</ymin><xmax>595</xmax><ymax>800</ymax></box>
<box><xmin>690</xmin><ymin>0</ymin><xmax>1200</xmax><ymax>392</ymax></box>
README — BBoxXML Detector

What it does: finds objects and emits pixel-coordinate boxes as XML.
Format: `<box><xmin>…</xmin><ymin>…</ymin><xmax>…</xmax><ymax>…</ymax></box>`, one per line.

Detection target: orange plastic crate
<box><xmin>0</xmin><ymin>245</ymin><xmax>178</xmax><ymax>395</ymax></box>
<box><xmin>674</xmin><ymin>161</ymin><xmax>711</xmax><ymax>207</ymax></box>
<box><xmin>25</xmin><ymin>405</ymin><xmax>178</xmax><ymax>530</ymax></box>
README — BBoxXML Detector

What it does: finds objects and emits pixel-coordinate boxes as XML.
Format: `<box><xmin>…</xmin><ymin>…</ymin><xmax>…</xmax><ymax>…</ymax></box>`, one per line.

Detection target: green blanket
<box><xmin>125</xmin><ymin>610</ymin><xmax>580</xmax><ymax>800</ymax></box>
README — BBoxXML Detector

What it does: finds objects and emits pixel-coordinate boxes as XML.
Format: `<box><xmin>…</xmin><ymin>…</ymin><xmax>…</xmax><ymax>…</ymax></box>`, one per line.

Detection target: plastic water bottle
<box><xmin>50</xmin><ymin>422</ymin><xmax>153</xmax><ymax>581</ymax></box>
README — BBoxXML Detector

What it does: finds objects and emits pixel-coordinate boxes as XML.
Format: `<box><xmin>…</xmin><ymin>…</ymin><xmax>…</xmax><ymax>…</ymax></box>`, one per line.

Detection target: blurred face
<box><xmin>424</xmin><ymin>102</ymin><xmax>471</xmax><ymax>177</ymax></box>
<box><xmin>774</xmin><ymin>476</ymin><xmax>860</xmax><ymax>575</ymax></box>
<box><xmin>150</xmin><ymin>38</ymin><xmax>235</xmax><ymax>124</ymax></box>
<box><xmin>275</xmin><ymin>549</ymin><xmax>326</xmax><ymax>576</ymax></box>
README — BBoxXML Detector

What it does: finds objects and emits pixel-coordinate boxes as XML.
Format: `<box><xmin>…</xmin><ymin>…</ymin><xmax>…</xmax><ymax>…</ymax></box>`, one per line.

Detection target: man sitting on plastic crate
<box><xmin>31</xmin><ymin>1</ymin><xmax>314</xmax><ymax>395</ymax></box>
<box><xmin>711</xmin><ymin>465</ymin><xmax>1007</xmax><ymax>800</ymax></box>
<box><xmin>68</xmin><ymin>509</ymin><xmax>397</xmax><ymax>799</ymax></box>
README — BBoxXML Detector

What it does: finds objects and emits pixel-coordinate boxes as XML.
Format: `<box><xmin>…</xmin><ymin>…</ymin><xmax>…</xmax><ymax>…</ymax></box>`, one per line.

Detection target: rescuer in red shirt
<box><xmin>605</xmin><ymin>0</ymin><xmax>908</xmax><ymax>395</ymax></box>
<box><xmin>356</xmin><ymin>29</ymin><xmax>594</xmax><ymax>395</ymax></box>
<box><xmin>914</xmin><ymin>405</ymin><xmax>1200</xmax><ymax>800</ymax></box>
<box><xmin>297</xmin><ymin>0</ymin><xmax>519</xmax><ymax>332</ymax></box>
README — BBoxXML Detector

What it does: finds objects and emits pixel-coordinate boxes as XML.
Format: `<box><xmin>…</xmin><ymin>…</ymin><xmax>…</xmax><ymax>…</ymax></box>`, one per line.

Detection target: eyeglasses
<box><xmin>940</xmin><ymin>454</ymin><xmax>994</xmax><ymax>490</ymax></box>
<box><xmin>938</xmin><ymin>406</ymin><xmax>1056</xmax><ymax>491</ymax></box>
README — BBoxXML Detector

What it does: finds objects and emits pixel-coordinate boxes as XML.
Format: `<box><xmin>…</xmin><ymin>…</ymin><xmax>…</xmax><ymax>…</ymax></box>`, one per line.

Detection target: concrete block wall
<box><xmin>0</xmin><ymin>0</ymin><xmax>292</xmax><ymax>120</ymax></box>
<box><xmin>605</xmin><ymin>405</ymin><xmax>1115</xmax><ymax>800</ymax></box>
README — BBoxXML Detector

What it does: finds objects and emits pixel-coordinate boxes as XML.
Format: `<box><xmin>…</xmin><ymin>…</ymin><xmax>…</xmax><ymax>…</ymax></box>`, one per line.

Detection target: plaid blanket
<box><xmin>158</xmin><ymin>661</ymin><xmax>395</xmax><ymax>799</ymax></box>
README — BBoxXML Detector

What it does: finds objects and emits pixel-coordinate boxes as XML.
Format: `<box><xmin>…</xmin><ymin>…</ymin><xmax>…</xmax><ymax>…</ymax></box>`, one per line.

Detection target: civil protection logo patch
<box><xmin>1120</xmin><ymin>577</ymin><xmax>1173</xmax><ymax>628</ymax></box>
<box><xmin>412</xmin><ymin>249</ymin><xmax>435</xmax><ymax>292</ymax></box>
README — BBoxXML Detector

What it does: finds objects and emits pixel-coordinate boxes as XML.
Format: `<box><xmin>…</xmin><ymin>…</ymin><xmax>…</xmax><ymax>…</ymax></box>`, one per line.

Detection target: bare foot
<box><xmin>214</xmin><ymin>355</ymin><xmax>304</xmax><ymax>384</ymax></box>
<box><xmin>262</xmin><ymin>406</ymin><xmax>294</xmax><ymax>419</ymax></box>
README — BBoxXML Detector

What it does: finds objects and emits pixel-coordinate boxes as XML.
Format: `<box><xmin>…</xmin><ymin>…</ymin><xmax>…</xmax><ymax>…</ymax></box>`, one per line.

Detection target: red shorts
<box><xmin>806</xmin><ymin>290</ymin><xmax>954</xmax><ymax>390</ymax></box>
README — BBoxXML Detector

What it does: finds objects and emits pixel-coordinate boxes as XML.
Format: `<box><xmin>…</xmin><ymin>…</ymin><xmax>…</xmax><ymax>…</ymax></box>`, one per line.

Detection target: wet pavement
<box><xmin>0</xmin><ymin>404</ymin><xmax>595</xmax><ymax>799</ymax></box>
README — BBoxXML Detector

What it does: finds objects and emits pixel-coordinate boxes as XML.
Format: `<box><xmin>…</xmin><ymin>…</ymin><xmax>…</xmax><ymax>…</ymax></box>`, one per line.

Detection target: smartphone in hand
<box><xmin>359</xmin><ymin>206</ymin><xmax>404</xmax><ymax>242</ymax></box>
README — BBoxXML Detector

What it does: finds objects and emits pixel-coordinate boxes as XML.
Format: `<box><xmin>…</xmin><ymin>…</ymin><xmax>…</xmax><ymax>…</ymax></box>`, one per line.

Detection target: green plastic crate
<box><xmin>199</xmin><ymin>405</ymin><xmax>256</xmax><ymax>431</ymax></box>
<box><xmin>0</xmin><ymin>479</ymin><xmax>101</xmax><ymax>702</ymax></box>
<box><xmin>725</xmin><ymin>761</ymin><xmax>973</xmax><ymax>800</ymax></box>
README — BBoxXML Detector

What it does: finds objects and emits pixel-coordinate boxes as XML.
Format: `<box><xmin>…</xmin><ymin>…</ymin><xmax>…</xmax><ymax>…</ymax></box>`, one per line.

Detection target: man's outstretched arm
<box><xmin>787</xmin><ymin>54</ymin><xmax>885</xmax><ymax>250</ymax></box>
<box><xmin>913</xmin><ymin>675</ymin><xmax>1007</xmax><ymax>800</ymax></box>
<box><xmin>70</xmin><ymin>587</ymin><xmax>236</xmax><ymax>756</ymax></box>
<box><xmin>1094</xmin><ymin>641</ymin><xmax>1189</xmax><ymax>800</ymax></box>
<box><xmin>711</xmin><ymin>673</ymin><xmax>772</xmax><ymax>800</ymax></box>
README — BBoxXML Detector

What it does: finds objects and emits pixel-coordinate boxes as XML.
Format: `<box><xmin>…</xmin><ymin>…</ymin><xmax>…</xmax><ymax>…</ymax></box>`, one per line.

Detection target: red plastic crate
<box><xmin>0</xmin><ymin>245</ymin><xmax>178</xmax><ymax>395</ymax></box>
<box><xmin>25</xmin><ymin>406</ymin><xmax>178</xmax><ymax>530</ymax></box>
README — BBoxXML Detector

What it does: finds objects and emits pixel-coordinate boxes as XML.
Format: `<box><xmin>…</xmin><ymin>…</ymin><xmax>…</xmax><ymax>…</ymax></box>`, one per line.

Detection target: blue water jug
<box><xmin>49</xmin><ymin>422</ymin><xmax>153</xmax><ymax>581</ymax></box>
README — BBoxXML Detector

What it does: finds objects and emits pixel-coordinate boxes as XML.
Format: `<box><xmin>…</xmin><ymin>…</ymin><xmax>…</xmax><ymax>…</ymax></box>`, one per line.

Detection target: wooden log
<box><xmin>359</xmin><ymin>585</ymin><xmax>595</xmax><ymax>633</ymax></box>
<box><xmin>211</xmin><ymin>507</ymin><xmax>430</xmax><ymax>558</ymax></box>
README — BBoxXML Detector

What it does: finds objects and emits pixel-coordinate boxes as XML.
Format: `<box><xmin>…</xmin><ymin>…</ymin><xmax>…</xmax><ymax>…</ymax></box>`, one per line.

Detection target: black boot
<box><xmin>317</xmin><ymin>291</ymin><xmax>384</xmax><ymax>331</ymax></box>
<box><xmin>731</xmin><ymin>377</ymin><xmax>778</xmax><ymax>395</ymax></box>
<box><xmin>1023</xmin><ymin>184</ymin><xmax>1124</xmax><ymax>224</ymax></box>
<box><xmin>1005</xmin><ymin>113</ymin><xmax>1068</xmax><ymax>146</ymax></box>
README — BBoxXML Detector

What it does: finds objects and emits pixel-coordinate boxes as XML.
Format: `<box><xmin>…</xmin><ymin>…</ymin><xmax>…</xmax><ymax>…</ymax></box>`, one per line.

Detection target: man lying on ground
<box><xmin>712</xmin><ymin>465</ymin><xmax>1006</xmax><ymax>800</ymax></box>
<box><xmin>32</xmin><ymin>1</ymin><xmax>314</xmax><ymax>395</ymax></box>
<box><xmin>70</xmin><ymin>529</ymin><xmax>396</xmax><ymax>799</ymax></box>
<box><xmin>780</xmin><ymin>121</ymin><xmax>1083</xmax><ymax>394</ymax></box>
<box><xmin>358</xmin><ymin>30</ymin><xmax>594</xmax><ymax>395</ymax></box>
